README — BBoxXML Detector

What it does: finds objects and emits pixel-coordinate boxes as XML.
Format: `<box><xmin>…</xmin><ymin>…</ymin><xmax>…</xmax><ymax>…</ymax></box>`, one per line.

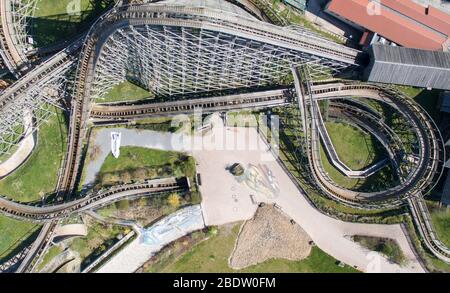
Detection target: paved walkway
<box><xmin>84</xmin><ymin>119</ymin><xmax>425</xmax><ymax>273</ymax></box>
<box><xmin>0</xmin><ymin>111</ymin><xmax>35</xmax><ymax>178</ymax></box>
<box><xmin>195</xmin><ymin>127</ymin><xmax>424</xmax><ymax>273</ymax></box>
<box><xmin>96</xmin><ymin>205</ymin><xmax>205</xmax><ymax>273</ymax></box>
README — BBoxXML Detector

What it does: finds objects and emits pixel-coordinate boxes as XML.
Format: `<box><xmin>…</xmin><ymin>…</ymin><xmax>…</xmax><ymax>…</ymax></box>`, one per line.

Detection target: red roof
<box><xmin>327</xmin><ymin>0</ymin><xmax>450</xmax><ymax>51</ymax></box>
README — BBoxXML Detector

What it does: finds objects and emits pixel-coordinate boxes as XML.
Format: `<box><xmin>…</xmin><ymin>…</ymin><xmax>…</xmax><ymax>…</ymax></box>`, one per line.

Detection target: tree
<box><xmin>167</xmin><ymin>193</ymin><xmax>181</xmax><ymax>208</ymax></box>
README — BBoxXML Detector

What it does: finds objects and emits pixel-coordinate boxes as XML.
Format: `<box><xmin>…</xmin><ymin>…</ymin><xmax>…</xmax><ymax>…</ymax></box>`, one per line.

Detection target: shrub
<box><xmin>167</xmin><ymin>193</ymin><xmax>181</xmax><ymax>208</ymax></box>
<box><xmin>116</xmin><ymin>200</ymin><xmax>130</xmax><ymax>210</ymax></box>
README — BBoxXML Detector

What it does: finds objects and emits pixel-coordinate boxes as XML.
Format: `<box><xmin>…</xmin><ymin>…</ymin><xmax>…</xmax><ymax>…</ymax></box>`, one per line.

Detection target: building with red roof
<box><xmin>325</xmin><ymin>0</ymin><xmax>450</xmax><ymax>51</ymax></box>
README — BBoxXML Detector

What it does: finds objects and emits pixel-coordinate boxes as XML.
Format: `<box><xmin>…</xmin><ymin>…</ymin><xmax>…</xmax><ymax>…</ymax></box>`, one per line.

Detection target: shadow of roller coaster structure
<box><xmin>0</xmin><ymin>0</ymin><xmax>448</xmax><ymax>271</ymax></box>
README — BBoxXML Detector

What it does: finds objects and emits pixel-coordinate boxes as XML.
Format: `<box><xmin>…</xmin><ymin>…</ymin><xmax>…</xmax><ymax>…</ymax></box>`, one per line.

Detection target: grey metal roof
<box><xmin>159</xmin><ymin>0</ymin><xmax>256</xmax><ymax>19</ymax></box>
<box><xmin>371</xmin><ymin>44</ymin><xmax>450</xmax><ymax>69</ymax></box>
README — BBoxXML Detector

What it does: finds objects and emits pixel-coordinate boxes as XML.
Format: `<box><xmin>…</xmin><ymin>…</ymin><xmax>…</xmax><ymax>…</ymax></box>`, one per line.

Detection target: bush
<box><xmin>230</xmin><ymin>163</ymin><xmax>245</xmax><ymax>176</ymax></box>
<box><xmin>120</xmin><ymin>171</ymin><xmax>132</xmax><ymax>184</ymax></box>
<box><xmin>132</xmin><ymin>168</ymin><xmax>148</xmax><ymax>181</ymax></box>
<box><xmin>167</xmin><ymin>193</ymin><xmax>181</xmax><ymax>209</ymax></box>
<box><xmin>115</xmin><ymin>200</ymin><xmax>130</xmax><ymax>210</ymax></box>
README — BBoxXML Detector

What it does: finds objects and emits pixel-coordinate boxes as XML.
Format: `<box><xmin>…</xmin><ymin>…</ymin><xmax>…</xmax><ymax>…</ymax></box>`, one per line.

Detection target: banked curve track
<box><xmin>292</xmin><ymin>68</ymin><xmax>448</xmax><ymax>262</ymax></box>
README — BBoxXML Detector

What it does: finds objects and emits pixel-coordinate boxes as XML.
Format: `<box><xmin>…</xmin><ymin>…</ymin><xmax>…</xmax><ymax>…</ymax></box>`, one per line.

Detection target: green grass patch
<box><xmin>151</xmin><ymin>223</ymin><xmax>358</xmax><ymax>273</ymax></box>
<box><xmin>319</xmin><ymin>144</ymin><xmax>395</xmax><ymax>192</ymax></box>
<box><xmin>68</xmin><ymin>220</ymin><xmax>129</xmax><ymax>269</ymax></box>
<box><xmin>0</xmin><ymin>215</ymin><xmax>41</xmax><ymax>262</ymax></box>
<box><xmin>96</xmin><ymin>81</ymin><xmax>154</xmax><ymax>103</ymax></box>
<box><xmin>98</xmin><ymin>147</ymin><xmax>195</xmax><ymax>184</ymax></box>
<box><xmin>95</xmin><ymin>146</ymin><xmax>199</xmax><ymax>202</ymax></box>
<box><xmin>31</xmin><ymin>0</ymin><xmax>115</xmax><ymax>47</ymax></box>
<box><xmin>325</xmin><ymin>121</ymin><xmax>384</xmax><ymax>170</ymax></box>
<box><xmin>36</xmin><ymin>245</ymin><xmax>63</xmax><ymax>272</ymax></box>
<box><xmin>352</xmin><ymin>235</ymin><xmax>406</xmax><ymax>265</ymax></box>
<box><xmin>431</xmin><ymin>210</ymin><xmax>450</xmax><ymax>248</ymax></box>
<box><xmin>0</xmin><ymin>107</ymin><xmax>67</xmax><ymax>202</ymax></box>
<box><xmin>427</xmin><ymin>201</ymin><xmax>450</xmax><ymax>248</ymax></box>
<box><xmin>319</xmin><ymin>121</ymin><xmax>396</xmax><ymax>192</ymax></box>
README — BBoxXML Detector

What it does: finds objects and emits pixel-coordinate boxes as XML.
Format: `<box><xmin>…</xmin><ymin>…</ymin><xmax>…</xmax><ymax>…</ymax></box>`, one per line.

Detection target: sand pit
<box><xmin>229</xmin><ymin>204</ymin><xmax>312</xmax><ymax>269</ymax></box>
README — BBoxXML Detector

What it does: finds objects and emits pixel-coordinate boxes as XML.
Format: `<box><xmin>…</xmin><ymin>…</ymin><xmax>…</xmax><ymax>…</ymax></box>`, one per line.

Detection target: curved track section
<box><xmin>294</xmin><ymin>77</ymin><xmax>445</xmax><ymax>206</ymax></box>
<box><xmin>0</xmin><ymin>0</ymin><xmax>37</xmax><ymax>76</ymax></box>
<box><xmin>293</xmin><ymin>67</ymin><xmax>449</xmax><ymax>262</ymax></box>
<box><xmin>0</xmin><ymin>177</ymin><xmax>187</xmax><ymax>222</ymax></box>
<box><xmin>326</xmin><ymin>100</ymin><xmax>404</xmax><ymax>179</ymax></box>
<box><xmin>314</xmin><ymin>100</ymin><xmax>389</xmax><ymax>178</ymax></box>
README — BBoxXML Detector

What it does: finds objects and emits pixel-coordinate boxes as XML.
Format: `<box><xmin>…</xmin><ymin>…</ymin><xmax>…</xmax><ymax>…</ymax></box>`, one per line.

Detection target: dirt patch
<box><xmin>113</xmin><ymin>204</ymin><xmax>165</xmax><ymax>227</ymax></box>
<box><xmin>229</xmin><ymin>204</ymin><xmax>312</xmax><ymax>269</ymax></box>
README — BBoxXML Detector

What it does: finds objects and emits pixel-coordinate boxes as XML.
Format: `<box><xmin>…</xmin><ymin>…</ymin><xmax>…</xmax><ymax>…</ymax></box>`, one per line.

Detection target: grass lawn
<box><xmin>319</xmin><ymin>144</ymin><xmax>395</xmax><ymax>192</ymax></box>
<box><xmin>320</xmin><ymin>145</ymin><xmax>361</xmax><ymax>189</ymax></box>
<box><xmin>36</xmin><ymin>245</ymin><xmax>63</xmax><ymax>272</ymax></box>
<box><xmin>0</xmin><ymin>215</ymin><xmax>41</xmax><ymax>262</ymax></box>
<box><xmin>68</xmin><ymin>220</ymin><xmax>129</xmax><ymax>269</ymax></box>
<box><xmin>325</xmin><ymin>121</ymin><xmax>384</xmax><ymax>170</ymax></box>
<box><xmin>352</xmin><ymin>235</ymin><xmax>406</xmax><ymax>265</ymax></box>
<box><xmin>431</xmin><ymin>210</ymin><xmax>450</xmax><ymax>248</ymax></box>
<box><xmin>31</xmin><ymin>0</ymin><xmax>114</xmax><ymax>47</ymax></box>
<box><xmin>153</xmin><ymin>223</ymin><xmax>358</xmax><ymax>273</ymax></box>
<box><xmin>96</xmin><ymin>81</ymin><xmax>153</xmax><ymax>103</ymax></box>
<box><xmin>427</xmin><ymin>201</ymin><xmax>450</xmax><ymax>248</ymax></box>
<box><xmin>318</xmin><ymin>121</ymin><xmax>395</xmax><ymax>191</ymax></box>
<box><xmin>0</xmin><ymin>107</ymin><xmax>67</xmax><ymax>202</ymax></box>
<box><xmin>97</xmin><ymin>147</ymin><xmax>196</xmax><ymax>188</ymax></box>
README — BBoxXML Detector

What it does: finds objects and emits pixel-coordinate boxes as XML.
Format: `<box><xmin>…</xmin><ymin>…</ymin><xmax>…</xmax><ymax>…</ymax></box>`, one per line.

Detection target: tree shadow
<box><xmin>413</xmin><ymin>89</ymin><xmax>442</xmax><ymax>121</ymax></box>
<box><xmin>28</xmin><ymin>0</ymin><xmax>115</xmax><ymax>48</ymax></box>
<box><xmin>0</xmin><ymin>227</ymin><xmax>41</xmax><ymax>267</ymax></box>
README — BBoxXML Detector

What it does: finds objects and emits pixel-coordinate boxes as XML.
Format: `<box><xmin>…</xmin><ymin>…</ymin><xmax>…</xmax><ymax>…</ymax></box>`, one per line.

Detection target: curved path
<box><xmin>0</xmin><ymin>0</ymin><xmax>31</xmax><ymax>76</ymax></box>
<box><xmin>0</xmin><ymin>109</ymin><xmax>35</xmax><ymax>178</ymax></box>
<box><xmin>314</xmin><ymin>100</ymin><xmax>389</xmax><ymax>178</ymax></box>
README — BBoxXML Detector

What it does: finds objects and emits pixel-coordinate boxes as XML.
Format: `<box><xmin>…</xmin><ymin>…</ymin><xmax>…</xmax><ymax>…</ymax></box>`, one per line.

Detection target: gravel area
<box><xmin>229</xmin><ymin>204</ymin><xmax>312</xmax><ymax>270</ymax></box>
